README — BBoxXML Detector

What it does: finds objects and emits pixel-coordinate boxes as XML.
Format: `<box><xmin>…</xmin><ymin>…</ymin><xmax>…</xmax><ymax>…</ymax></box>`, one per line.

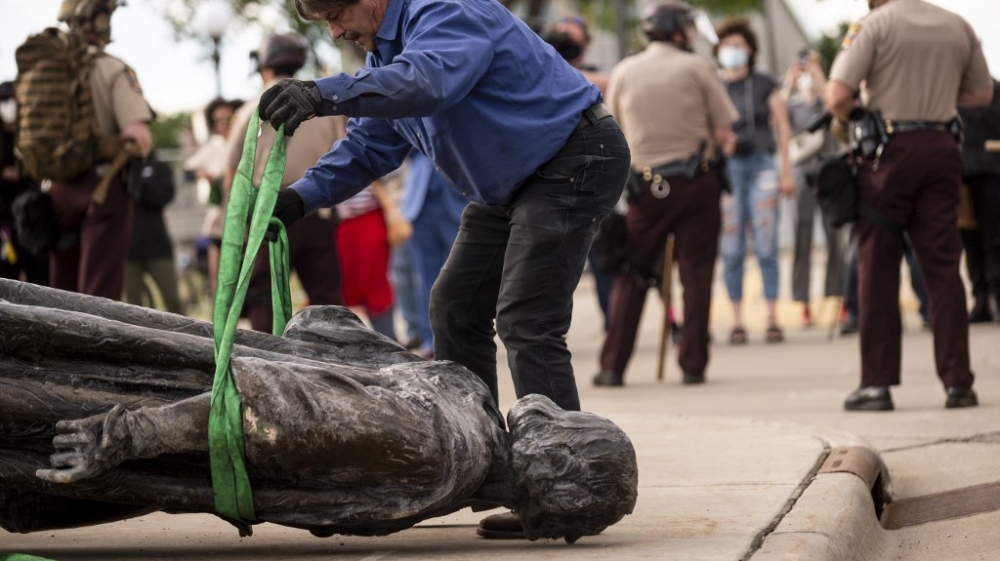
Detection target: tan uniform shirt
<box><xmin>90</xmin><ymin>51</ymin><xmax>152</xmax><ymax>135</ymax></box>
<box><xmin>829</xmin><ymin>0</ymin><xmax>991</xmax><ymax>122</ymax></box>
<box><xmin>606</xmin><ymin>42</ymin><xmax>736</xmax><ymax>170</ymax></box>
<box><xmin>227</xmin><ymin>82</ymin><xmax>347</xmax><ymax>189</ymax></box>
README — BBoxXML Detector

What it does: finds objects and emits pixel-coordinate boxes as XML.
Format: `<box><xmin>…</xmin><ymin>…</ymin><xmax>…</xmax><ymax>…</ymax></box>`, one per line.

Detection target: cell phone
<box><xmin>798</xmin><ymin>50</ymin><xmax>810</xmax><ymax>67</ymax></box>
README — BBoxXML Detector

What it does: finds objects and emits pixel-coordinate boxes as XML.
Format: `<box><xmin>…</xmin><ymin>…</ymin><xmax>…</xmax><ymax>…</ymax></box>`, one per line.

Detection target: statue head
<box><xmin>507</xmin><ymin>395</ymin><xmax>638</xmax><ymax>543</ymax></box>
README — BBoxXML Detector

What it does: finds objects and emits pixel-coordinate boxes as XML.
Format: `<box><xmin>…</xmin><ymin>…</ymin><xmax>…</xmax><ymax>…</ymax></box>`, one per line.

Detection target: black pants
<box><xmin>430</xmin><ymin>115</ymin><xmax>630</xmax><ymax>411</ymax></box>
<box><xmin>961</xmin><ymin>174</ymin><xmax>1000</xmax><ymax>305</ymax></box>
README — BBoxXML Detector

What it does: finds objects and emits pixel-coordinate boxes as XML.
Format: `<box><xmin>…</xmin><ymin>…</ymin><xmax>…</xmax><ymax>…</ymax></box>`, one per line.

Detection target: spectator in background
<box><xmin>715</xmin><ymin>18</ymin><xmax>793</xmax><ymax>345</ymax></box>
<box><xmin>397</xmin><ymin>151</ymin><xmax>468</xmax><ymax>359</ymax></box>
<box><xmin>225</xmin><ymin>33</ymin><xmax>344</xmax><ymax>334</ymax></box>
<box><xmin>335</xmin><ymin>174</ymin><xmax>400</xmax><ymax>341</ymax></box>
<box><xmin>958</xmin><ymin>78</ymin><xmax>1000</xmax><ymax>323</ymax></box>
<box><xmin>0</xmin><ymin>81</ymin><xmax>48</xmax><ymax>285</ymax></box>
<box><xmin>780</xmin><ymin>50</ymin><xmax>845</xmax><ymax>327</ymax></box>
<box><xmin>184</xmin><ymin>97</ymin><xmax>240</xmax><ymax>301</ymax></box>
<box><xmin>124</xmin><ymin>154</ymin><xmax>184</xmax><ymax>314</ymax></box>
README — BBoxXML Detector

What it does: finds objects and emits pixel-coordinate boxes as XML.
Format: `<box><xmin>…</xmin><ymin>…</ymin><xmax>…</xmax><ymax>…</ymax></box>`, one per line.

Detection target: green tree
<box><xmin>150</xmin><ymin>112</ymin><xmax>191</xmax><ymax>150</ymax></box>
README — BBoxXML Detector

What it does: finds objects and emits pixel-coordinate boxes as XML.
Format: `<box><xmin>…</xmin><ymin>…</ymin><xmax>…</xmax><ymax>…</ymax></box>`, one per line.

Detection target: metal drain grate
<box><xmin>880</xmin><ymin>482</ymin><xmax>1000</xmax><ymax>530</ymax></box>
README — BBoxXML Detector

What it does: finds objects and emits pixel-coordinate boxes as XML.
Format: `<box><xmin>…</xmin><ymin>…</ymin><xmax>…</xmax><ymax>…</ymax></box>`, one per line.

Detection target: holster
<box><xmin>848</xmin><ymin>109</ymin><xmax>890</xmax><ymax>160</ymax></box>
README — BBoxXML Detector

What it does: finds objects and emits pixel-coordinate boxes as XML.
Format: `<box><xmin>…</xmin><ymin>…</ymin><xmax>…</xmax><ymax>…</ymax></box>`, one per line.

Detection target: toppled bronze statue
<box><xmin>0</xmin><ymin>278</ymin><xmax>637</xmax><ymax>543</ymax></box>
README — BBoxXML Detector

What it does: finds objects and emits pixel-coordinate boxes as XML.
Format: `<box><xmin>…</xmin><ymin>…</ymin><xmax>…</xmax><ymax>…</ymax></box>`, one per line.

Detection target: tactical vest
<box><xmin>14</xmin><ymin>28</ymin><xmax>123</xmax><ymax>181</ymax></box>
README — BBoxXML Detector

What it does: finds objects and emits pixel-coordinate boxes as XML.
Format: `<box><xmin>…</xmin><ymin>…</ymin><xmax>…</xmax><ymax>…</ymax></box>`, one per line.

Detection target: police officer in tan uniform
<box><xmin>594</xmin><ymin>1</ymin><xmax>736</xmax><ymax>387</ymax></box>
<box><xmin>825</xmin><ymin>0</ymin><xmax>992</xmax><ymax>411</ymax></box>
<box><xmin>49</xmin><ymin>0</ymin><xmax>153</xmax><ymax>300</ymax></box>
<box><xmin>226</xmin><ymin>33</ymin><xmax>344</xmax><ymax>333</ymax></box>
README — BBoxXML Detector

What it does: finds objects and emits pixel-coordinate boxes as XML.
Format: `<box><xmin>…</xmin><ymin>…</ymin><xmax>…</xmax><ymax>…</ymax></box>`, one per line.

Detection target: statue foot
<box><xmin>36</xmin><ymin>404</ymin><xmax>128</xmax><ymax>484</ymax></box>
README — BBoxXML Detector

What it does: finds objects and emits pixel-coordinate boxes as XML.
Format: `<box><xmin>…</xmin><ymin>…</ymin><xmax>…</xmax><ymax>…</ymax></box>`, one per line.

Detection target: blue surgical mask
<box><xmin>718</xmin><ymin>46</ymin><xmax>748</xmax><ymax>70</ymax></box>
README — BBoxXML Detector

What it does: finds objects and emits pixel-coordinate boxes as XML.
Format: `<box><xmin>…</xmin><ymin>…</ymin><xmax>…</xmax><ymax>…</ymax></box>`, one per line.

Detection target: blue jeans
<box><xmin>430</xmin><ymin>116</ymin><xmax>630</xmax><ymax>411</ymax></box>
<box><xmin>720</xmin><ymin>150</ymin><xmax>780</xmax><ymax>302</ymax></box>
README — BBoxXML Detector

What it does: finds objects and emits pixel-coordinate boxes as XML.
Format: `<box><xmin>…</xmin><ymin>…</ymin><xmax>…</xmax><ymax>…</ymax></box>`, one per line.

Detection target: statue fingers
<box><xmin>48</xmin><ymin>451</ymin><xmax>85</xmax><ymax>468</ymax></box>
<box><xmin>36</xmin><ymin>466</ymin><xmax>87</xmax><ymax>484</ymax></box>
<box><xmin>52</xmin><ymin>430</ymin><xmax>95</xmax><ymax>449</ymax></box>
<box><xmin>53</xmin><ymin>419</ymin><xmax>85</xmax><ymax>434</ymax></box>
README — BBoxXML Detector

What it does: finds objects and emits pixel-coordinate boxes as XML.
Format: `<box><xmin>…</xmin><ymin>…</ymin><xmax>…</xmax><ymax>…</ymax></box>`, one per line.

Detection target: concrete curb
<box><xmin>749</xmin><ymin>428</ymin><xmax>889</xmax><ymax>561</ymax></box>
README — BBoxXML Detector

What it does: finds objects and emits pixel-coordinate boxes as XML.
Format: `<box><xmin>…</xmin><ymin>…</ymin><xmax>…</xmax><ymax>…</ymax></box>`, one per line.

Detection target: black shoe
<box><xmin>671</xmin><ymin>322</ymin><xmax>682</xmax><ymax>345</ymax></box>
<box><xmin>945</xmin><ymin>387</ymin><xmax>978</xmax><ymax>408</ymax></box>
<box><xmin>477</xmin><ymin>510</ymin><xmax>525</xmax><ymax>539</ymax></box>
<box><xmin>969</xmin><ymin>300</ymin><xmax>994</xmax><ymax>324</ymax></box>
<box><xmin>682</xmin><ymin>371</ymin><xmax>705</xmax><ymax>385</ymax></box>
<box><xmin>839</xmin><ymin>317</ymin><xmax>859</xmax><ymax>336</ymax></box>
<box><xmin>592</xmin><ymin>370</ymin><xmax>623</xmax><ymax>387</ymax></box>
<box><xmin>844</xmin><ymin>386</ymin><xmax>894</xmax><ymax>411</ymax></box>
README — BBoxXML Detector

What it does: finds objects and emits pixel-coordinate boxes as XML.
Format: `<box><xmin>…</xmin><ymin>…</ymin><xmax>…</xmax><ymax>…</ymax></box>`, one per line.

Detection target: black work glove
<box><xmin>265</xmin><ymin>188</ymin><xmax>305</xmax><ymax>242</ymax></box>
<box><xmin>258</xmin><ymin>79</ymin><xmax>327</xmax><ymax>136</ymax></box>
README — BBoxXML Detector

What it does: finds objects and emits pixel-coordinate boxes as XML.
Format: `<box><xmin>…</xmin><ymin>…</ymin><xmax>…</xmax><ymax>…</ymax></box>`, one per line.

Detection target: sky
<box><xmin>2</xmin><ymin>0</ymin><xmax>1000</xmax><ymax>115</ymax></box>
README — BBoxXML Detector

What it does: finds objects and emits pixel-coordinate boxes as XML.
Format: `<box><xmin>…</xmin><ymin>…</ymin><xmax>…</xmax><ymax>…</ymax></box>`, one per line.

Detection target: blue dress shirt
<box><xmin>288</xmin><ymin>0</ymin><xmax>601</xmax><ymax>212</ymax></box>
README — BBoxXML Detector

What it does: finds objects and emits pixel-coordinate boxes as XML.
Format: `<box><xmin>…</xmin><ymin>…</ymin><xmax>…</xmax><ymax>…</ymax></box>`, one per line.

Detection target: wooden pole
<box><xmin>656</xmin><ymin>236</ymin><xmax>675</xmax><ymax>382</ymax></box>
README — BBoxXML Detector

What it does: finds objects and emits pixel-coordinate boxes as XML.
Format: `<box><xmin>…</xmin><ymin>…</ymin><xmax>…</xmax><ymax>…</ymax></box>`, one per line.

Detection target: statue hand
<box><xmin>36</xmin><ymin>404</ymin><xmax>128</xmax><ymax>484</ymax></box>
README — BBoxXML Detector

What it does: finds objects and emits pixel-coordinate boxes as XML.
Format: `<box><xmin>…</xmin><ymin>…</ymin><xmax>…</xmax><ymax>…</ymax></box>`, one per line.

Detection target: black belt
<box><xmin>575</xmin><ymin>103</ymin><xmax>612</xmax><ymax>131</ymax></box>
<box><xmin>884</xmin><ymin>120</ymin><xmax>950</xmax><ymax>135</ymax></box>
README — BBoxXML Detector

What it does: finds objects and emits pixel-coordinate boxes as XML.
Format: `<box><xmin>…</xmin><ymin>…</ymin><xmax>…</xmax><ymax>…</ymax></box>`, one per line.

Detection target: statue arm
<box><xmin>36</xmin><ymin>393</ymin><xmax>211</xmax><ymax>484</ymax></box>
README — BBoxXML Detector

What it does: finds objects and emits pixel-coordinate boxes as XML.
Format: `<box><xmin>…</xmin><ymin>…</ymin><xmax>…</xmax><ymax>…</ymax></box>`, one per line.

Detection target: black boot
<box><xmin>969</xmin><ymin>297</ymin><xmax>994</xmax><ymax>323</ymax></box>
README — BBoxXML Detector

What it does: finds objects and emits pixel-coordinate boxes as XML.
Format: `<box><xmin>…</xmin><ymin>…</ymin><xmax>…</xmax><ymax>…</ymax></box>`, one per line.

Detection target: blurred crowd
<box><xmin>2</xmin><ymin>0</ymin><xmax>996</xmax><ymax>379</ymax></box>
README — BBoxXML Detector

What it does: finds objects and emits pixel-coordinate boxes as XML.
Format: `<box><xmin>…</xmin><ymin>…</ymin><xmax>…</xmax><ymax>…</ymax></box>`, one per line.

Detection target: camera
<box><xmin>797</xmin><ymin>49</ymin><xmax>810</xmax><ymax>68</ymax></box>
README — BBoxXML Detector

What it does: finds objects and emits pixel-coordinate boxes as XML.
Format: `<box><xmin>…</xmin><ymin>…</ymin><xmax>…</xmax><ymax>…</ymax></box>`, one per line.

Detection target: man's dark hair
<box><xmin>293</xmin><ymin>0</ymin><xmax>361</xmax><ymax>20</ymax></box>
<box><xmin>641</xmin><ymin>1</ymin><xmax>692</xmax><ymax>44</ymax></box>
<box><xmin>714</xmin><ymin>18</ymin><xmax>759</xmax><ymax>70</ymax></box>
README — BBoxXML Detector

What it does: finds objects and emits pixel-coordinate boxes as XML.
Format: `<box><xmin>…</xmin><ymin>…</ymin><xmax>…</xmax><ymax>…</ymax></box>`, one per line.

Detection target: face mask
<box><xmin>796</xmin><ymin>74</ymin><xmax>813</xmax><ymax>94</ymax></box>
<box><xmin>718</xmin><ymin>46</ymin><xmax>748</xmax><ymax>70</ymax></box>
<box><xmin>0</xmin><ymin>99</ymin><xmax>15</xmax><ymax>125</ymax></box>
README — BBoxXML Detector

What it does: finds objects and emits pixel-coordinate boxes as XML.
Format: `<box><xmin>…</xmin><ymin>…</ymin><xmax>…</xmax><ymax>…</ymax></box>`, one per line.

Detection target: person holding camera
<box><xmin>825</xmin><ymin>0</ymin><xmax>991</xmax><ymax>411</ymax></box>
<box><xmin>781</xmin><ymin>50</ymin><xmax>845</xmax><ymax>328</ymax></box>
<box><xmin>715</xmin><ymin>19</ymin><xmax>793</xmax><ymax>345</ymax></box>
<box><xmin>593</xmin><ymin>1</ymin><xmax>736</xmax><ymax>387</ymax></box>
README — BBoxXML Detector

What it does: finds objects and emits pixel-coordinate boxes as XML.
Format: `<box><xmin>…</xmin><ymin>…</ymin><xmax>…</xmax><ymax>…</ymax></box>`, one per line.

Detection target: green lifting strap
<box><xmin>209</xmin><ymin>110</ymin><xmax>292</xmax><ymax>527</ymax></box>
<box><xmin>0</xmin><ymin>554</ymin><xmax>58</xmax><ymax>561</ymax></box>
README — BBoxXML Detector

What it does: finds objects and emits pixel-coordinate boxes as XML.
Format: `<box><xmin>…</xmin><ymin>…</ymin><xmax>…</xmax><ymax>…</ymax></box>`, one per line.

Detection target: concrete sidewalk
<box><xmin>4</xmin><ymin>252</ymin><xmax>999</xmax><ymax>560</ymax></box>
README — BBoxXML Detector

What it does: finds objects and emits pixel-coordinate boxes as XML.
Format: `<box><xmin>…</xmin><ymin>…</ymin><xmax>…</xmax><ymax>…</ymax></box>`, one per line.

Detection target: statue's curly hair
<box><xmin>508</xmin><ymin>394</ymin><xmax>638</xmax><ymax>543</ymax></box>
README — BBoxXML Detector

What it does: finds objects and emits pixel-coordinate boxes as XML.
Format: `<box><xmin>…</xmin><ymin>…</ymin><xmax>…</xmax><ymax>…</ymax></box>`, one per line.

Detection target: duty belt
<box><xmin>635</xmin><ymin>153</ymin><xmax>704</xmax><ymax>199</ymax></box>
<box><xmin>575</xmin><ymin>103</ymin><xmax>613</xmax><ymax>131</ymax></box>
<box><xmin>883</xmin><ymin>119</ymin><xmax>951</xmax><ymax>135</ymax></box>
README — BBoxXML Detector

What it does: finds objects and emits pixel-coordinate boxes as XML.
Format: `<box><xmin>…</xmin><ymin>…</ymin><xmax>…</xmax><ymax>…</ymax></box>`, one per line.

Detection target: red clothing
<box><xmin>336</xmin><ymin>208</ymin><xmax>393</xmax><ymax>316</ymax></box>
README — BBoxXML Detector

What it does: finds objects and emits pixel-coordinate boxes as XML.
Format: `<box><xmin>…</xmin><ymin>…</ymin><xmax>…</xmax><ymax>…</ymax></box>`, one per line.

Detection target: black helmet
<box><xmin>641</xmin><ymin>1</ymin><xmax>693</xmax><ymax>42</ymax></box>
<box><xmin>254</xmin><ymin>33</ymin><xmax>309</xmax><ymax>72</ymax></box>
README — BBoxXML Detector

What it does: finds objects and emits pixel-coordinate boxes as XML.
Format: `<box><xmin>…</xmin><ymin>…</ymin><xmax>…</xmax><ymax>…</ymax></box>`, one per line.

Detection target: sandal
<box><xmin>766</xmin><ymin>325</ymin><xmax>785</xmax><ymax>343</ymax></box>
<box><xmin>729</xmin><ymin>327</ymin><xmax>748</xmax><ymax>345</ymax></box>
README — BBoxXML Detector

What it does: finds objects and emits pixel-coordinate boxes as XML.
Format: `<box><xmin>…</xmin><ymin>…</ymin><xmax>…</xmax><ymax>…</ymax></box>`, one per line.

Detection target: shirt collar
<box><xmin>377</xmin><ymin>0</ymin><xmax>404</xmax><ymax>42</ymax></box>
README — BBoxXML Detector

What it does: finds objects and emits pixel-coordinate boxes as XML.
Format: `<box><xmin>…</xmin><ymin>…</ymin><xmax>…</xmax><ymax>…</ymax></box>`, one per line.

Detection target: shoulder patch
<box><xmin>124</xmin><ymin>67</ymin><xmax>142</xmax><ymax>93</ymax></box>
<box><xmin>841</xmin><ymin>23</ymin><xmax>862</xmax><ymax>51</ymax></box>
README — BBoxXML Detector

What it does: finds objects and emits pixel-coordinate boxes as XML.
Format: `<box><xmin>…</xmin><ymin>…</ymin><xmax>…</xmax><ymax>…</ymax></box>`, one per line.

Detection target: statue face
<box><xmin>507</xmin><ymin>395</ymin><xmax>639</xmax><ymax>543</ymax></box>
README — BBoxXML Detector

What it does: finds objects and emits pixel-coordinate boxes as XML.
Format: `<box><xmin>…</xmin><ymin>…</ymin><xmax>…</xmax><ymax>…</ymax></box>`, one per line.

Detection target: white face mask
<box><xmin>796</xmin><ymin>74</ymin><xmax>813</xmax><ymax>94</ymax></box>
<box><xmin>718</xmin><ymin>46</ymin><xmax>748</xmax><ymax>70</ymax></box>
<box><xmin>0</xmin><ymin>99</ymin><xmax>15</xmax><ymax>125</ymax></box>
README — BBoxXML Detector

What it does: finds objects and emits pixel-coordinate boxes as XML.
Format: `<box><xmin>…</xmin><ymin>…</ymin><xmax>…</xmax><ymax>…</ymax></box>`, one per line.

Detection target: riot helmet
<box><xmin>253</xmin><ymin>33</ymin><xmax>309</xmax><ymax>76</ymax></box>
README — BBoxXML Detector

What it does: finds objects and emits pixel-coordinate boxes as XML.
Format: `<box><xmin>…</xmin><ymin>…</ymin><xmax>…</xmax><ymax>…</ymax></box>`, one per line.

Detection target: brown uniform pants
<box><xmin>49</xmin><ymin>171</ymin><xmax>133</xmax><ymax>300</ymax></box>
<box><xmin>855</xmin><ymin>131</ymin><xmax>973</xmax><ymax>389</ymax></box>
<box><xmin>247</xmin><ymin>212</ymin><xmax>343</xmax><ymax>333</ymax></box>
<box><xmin>600</xmin><ymin>171</ymin><xmax>721</xmax><ymax>378</ymax></box>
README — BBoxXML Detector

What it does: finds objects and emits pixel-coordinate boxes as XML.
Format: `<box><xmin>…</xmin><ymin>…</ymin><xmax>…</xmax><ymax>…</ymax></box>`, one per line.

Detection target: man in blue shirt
<box><xmin>260</xmin><ymin>0</ymin><xmax>630</xmax><ymax>424</ymax></box>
